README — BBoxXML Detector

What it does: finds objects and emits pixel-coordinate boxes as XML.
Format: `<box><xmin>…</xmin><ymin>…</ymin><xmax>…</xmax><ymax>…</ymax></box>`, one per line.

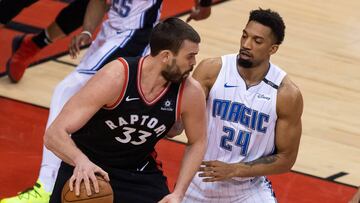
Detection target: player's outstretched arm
<box><xmin>44</xmin><ymin>60</ymin><xmax>126</xmax><ymax>195</ymax></box>
<box><xmin>159</xmin><ymin>77</ymin><xmax>207</xmax><ymax>202</ymax></box>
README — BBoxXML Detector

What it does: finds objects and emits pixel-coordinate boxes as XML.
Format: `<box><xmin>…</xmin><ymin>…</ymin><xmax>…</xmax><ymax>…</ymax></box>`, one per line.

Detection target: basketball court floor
<box><xmin>0</xmin><ymin>0</ymin><xmax>359</xmax><ymax>202</ymax></box>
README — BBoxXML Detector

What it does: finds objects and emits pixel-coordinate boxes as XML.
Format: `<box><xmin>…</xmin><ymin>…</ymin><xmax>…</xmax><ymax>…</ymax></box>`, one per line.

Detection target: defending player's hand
<box><xmin>69</xmin><ymin>157</ymin><xmax>110</xmax><ymax>196</ymax></box>
<box><xmin>69</xmin><ymin>32</ymin><xmax>92</xmax><ymax>59</ymax></box>
<box><xmin>186</xmin><ymin>6</ymin><xmax>211</xmax><ymax>22</ymax></box>
<box><xmin>198</xmin><ymin>160</ymin><xmax>237</xmax><ymax>182</ymax></box>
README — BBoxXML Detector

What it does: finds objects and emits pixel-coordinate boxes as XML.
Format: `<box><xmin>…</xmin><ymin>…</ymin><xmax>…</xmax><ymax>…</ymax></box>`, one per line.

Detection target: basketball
<box><xmin>61</xmin><ymin>176</ymin><xmax>113</xmax><ymax>203</ymax></box>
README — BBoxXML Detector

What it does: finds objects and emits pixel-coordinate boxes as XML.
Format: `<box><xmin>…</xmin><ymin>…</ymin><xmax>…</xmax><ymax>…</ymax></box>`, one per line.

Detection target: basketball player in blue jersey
<box><xmin>183</xmin><ymin>8</ymin><xmax>303</xmax><ymax>202</ymax></box>
<box><xmin>45</xmin><ymin>17</ymin><xmax>206</xmax><ymax>203</ymax></box>
<box><xmin>0</xmin><ymin>1</ymin><xmax>213</xmax><ymax>203</ymax></box>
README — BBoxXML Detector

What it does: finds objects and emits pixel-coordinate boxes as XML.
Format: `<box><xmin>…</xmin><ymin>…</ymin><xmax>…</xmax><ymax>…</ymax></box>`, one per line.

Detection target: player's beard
<box><xmin>237</xmin><ymin>55</ymin><xmax>253</xmax><ymax>69</ymax></box>
<box><xmin>237</xmin><ymin>49</ymin><xmax>254</xmax><ymax>68</ymax></box>
<box><xmin>162</xmin><ymin>59</ymin><xmax>192</xmax><ymax>83</ymax></box>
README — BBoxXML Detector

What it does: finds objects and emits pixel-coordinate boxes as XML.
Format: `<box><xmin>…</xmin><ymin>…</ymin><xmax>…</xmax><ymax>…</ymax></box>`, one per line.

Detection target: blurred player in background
<box><xmin>1</xmin><ymin>0</ymin><xmax>89</xmax><ymax>82</ymax></box>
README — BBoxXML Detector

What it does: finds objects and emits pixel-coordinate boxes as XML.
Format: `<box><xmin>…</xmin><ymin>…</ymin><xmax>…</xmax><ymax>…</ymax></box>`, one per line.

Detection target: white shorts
<box><xmin>183</xmin><ymin>176</ymin><xmax>277</xmax><ymax>203</ymax></box>
<box><xmin>47</xmin><ymin>71</ymin><xmax>92</xmax><ymax>127</ymax></box>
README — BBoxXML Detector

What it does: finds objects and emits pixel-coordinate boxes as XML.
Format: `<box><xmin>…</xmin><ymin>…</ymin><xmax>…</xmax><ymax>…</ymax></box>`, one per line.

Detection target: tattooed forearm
<box><xmin>244</xmin><ymin>155</ymin><xmax>278</xmax><ymax>166</ymax></box>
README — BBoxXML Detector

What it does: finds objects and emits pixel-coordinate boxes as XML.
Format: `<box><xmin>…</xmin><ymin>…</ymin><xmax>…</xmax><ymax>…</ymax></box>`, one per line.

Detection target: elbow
<box><xmin>283</xmin><ymin>163</ymin><xmax>294</xmax><ymax>173</ymax></box>
<box><xmin>283</xmin><ymin>156</ymin><xmax>297</xmax><ymax>173</ymax></box>
<box><xmin>43</xmin><ymin>127</ymin><xmax>55</xmax><ymax>152</ymax></box>
<box><xmin>275</xmin><ymin>162</ymin><xmax>294</xmax><ymax>174</ymax></box>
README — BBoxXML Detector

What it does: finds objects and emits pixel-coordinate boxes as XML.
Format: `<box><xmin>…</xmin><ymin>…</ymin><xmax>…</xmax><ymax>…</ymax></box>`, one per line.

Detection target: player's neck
<box><xmin>238</xmin><ymin>62</ymin><xmax>270</xmax><ymax>87</ymax></box>
<box><xmin>140</xmin><ymin>56</ymin><xmax>169</xmax><ymax>99</ymax></box>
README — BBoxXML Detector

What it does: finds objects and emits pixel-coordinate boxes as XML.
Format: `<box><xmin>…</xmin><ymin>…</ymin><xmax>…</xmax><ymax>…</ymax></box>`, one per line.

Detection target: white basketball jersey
<box><xmin>108</xmin><ymin>0</ymin><xmax>162</xmax><ymax>30</ymax></box>
<box><xmin>75</xmin><ymin>0</ymin><xmax>162</xmax><ymax>73</ymax></box>
<box><xmin>183</xmin><ymin>54</ymin><xmax>286</xmax><ymax>202</ymax></box>
<box><xmin>205</xmin><ymin>53</ymin><xmax>286</xmax><ymax>166</ymax></box>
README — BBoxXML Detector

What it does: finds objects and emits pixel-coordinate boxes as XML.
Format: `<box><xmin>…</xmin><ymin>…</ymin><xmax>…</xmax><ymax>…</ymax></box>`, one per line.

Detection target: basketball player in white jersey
<box><xmin>0</xmin><ymin>1</ymin><xmax>213</xmax><ymax>203</ymax></box>
<box><xmin>183</xmin><ymin>8</ymin><xmax>303</xmax><ymax>202</ymax></box>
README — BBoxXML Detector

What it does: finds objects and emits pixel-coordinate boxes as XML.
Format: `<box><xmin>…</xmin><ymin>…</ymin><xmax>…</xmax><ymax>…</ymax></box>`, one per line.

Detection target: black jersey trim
<box><xmin>262</xmin><ymin>78</ymin><xmax>279</xmax><ymax>89</ymax></box>
<box><xmin>103</xmin><ymin>58</ymin><xmax>129</xmax><ymax>110</ymax></box>
<box><xmin>137</xmin><ymin>56</ymin><xmax>171</xmax><ymax>106</ymax></box>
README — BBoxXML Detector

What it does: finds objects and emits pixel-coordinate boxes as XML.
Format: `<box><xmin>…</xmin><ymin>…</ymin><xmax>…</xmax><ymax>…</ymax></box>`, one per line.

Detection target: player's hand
<box><xmin>198</xmin><ymin>160</ymin><xmax>237</xmax><ymax>182</ymax></box>
<box><xmin>158</xmin><ymin>193</ymin><xmax>183</xmax><ymax>203</ymax></box>
<box><xmin>69</xmin><ymin>157</ymin><xmax>110</xmax><ymax>196</ymax></box>
<box><xmin>186</xmin><ymin>6</ymin><xmax>211</xmax><ymax>22</ymax></box>
<box><xmin>69</xmin><ymin>32</ymin><xmax>92</xmax><ymax>59</ymax></box>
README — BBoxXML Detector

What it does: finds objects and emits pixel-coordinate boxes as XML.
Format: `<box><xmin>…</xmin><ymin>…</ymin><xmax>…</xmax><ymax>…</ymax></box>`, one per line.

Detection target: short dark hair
<box><xmin>249</xmin><ymin>8</ymin><xmax>285</xmax><ymax>45</ymax></box>
<box><xmin>150</xmin><ymin>17</ymin><xmax>201</xmax><ymax>56</ymax></box>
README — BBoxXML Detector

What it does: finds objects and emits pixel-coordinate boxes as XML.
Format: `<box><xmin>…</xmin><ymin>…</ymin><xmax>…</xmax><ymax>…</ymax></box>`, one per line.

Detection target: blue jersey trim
<box><xmin>90</xmin><ymin>45</ymin><xmax>118</xmax><ymax>71</ymax></box>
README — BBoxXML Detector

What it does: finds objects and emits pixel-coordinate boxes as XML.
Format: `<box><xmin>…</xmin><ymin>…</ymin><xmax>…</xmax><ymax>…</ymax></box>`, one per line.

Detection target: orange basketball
<box><xmin>61</xmin><ymin>176</ymin><xmax>113</xmax><ymax>203</ymax></box>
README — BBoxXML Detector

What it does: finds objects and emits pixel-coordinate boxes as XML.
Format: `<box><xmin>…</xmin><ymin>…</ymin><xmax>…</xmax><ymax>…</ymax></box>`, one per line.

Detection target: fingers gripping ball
<box><xmin>62</xmin><ymin>176</ymin><xmax>113</xmax><ymax>203</ymax></box>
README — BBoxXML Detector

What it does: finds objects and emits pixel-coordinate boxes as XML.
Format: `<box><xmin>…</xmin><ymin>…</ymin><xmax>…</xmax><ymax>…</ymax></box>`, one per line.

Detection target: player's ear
<box><xmin>159</xmin><ymin>50</ymin><xmax>172</xmax><ymax>63</ymax></box>
<box><xmin>269</xmin><ymin>44</ymin><xmax>279</xmax><ymax>55</ymax></box>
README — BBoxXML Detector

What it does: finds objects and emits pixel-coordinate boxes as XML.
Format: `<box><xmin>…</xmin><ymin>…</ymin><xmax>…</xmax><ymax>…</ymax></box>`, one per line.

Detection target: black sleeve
<box><xmin>55</xmin><ymin>0</ymin><xmax>90</xmax><ymax>35</ymax></box>
<box><xmin>0</xmin><ymin>0</ymin><xmax>38</xmax><ymax>24</ymax></box>
<box><xmin>199</xmin><ymin>0</ymin><xmax>212</xmax><ymax>7</ymax></box>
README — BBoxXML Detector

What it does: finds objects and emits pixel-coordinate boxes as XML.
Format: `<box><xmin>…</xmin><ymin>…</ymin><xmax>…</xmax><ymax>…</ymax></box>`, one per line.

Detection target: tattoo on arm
<box><xmin>244</xmin><ymin>155</ymin><xmax>278</xmax><ymax>166</ymax></box>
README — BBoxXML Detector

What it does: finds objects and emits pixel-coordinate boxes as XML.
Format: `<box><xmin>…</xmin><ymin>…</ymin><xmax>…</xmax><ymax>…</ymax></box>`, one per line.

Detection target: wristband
<box><xmin>81</xmin><ymin>30</ymin><xmax>92</xmax><ymax>39</ymax></box>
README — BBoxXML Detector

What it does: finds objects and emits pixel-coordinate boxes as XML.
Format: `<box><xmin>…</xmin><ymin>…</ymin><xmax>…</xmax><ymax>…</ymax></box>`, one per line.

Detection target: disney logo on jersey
<box><xmin>256</xmin><ymin>93</ymin><xmax>271</xmax><ymax>101</ymax></box>
<box><xmin>160</xmin><ymin>99</ymin><xmax>174</xmax><ymax>112</ymax></box>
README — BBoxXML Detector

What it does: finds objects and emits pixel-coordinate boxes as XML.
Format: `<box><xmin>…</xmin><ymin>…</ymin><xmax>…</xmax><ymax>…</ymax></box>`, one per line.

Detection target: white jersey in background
<box><xmin>184</xmin><ymin>53</ymin><xmax>286</xmax><ymax>202</ymax></box>
<box><xmin>108</xmin><ymin>0</ymin><xmax>162</xmax><ymax>30</ymax></box>
<box><xmin>76</xmin><ymin>0</ymin><xmax>162</xmax><ymax>74</ymax></box>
